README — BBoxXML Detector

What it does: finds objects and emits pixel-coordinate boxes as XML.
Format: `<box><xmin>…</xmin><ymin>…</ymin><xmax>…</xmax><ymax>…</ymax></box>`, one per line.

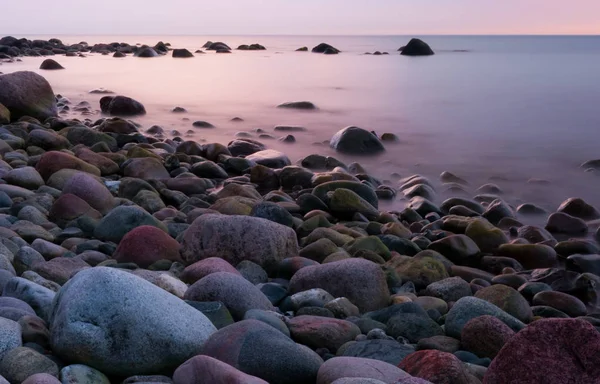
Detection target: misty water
<box><xmin>3</xmin><ymin>34</ymin><xmax>600</xmax><ymax>222</ymax></box>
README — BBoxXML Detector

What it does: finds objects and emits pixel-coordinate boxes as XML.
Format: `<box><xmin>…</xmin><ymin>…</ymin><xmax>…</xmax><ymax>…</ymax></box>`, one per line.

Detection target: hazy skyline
<box><xmin>2</xmin><ymin>0</ymin><xmax>600</xmax><ymax>36</ymax></box>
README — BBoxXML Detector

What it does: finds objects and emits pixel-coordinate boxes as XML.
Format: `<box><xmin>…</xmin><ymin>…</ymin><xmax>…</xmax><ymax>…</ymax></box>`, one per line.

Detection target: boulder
<box><xmin>330</xmin><ymin>127</ymin><xmax>385</xmax><ymax>155</ymax></box>
<box><xmin>135</xmin><ymin>47</ymin><xmax>160</xmax><ymax>58</ymax></box>
<box><xmin>399</xmin><ymin>39</ymin><xmax>434</xmax><ymax>56</ymax></box>
<box><xmin>460</xmin><ymin>315</ymin><xmax>514</xmax><ymax>359</ymax></box>
<box><xmin>340</xmin><ymin>339</ymin><xmax>415</xmax><ymax>366</ymax></box>
<box><xmin>172</xmin><ymin>49</ymin><xmax>194</xmax><ymax>58</ymax></box>
<box><xmin>100</xmin><ymin>95</ymin><xmax>146</xmax><ymax>116</ymax></box>
<box><xmin>184</xmin><ymin>272</ymin><xmax>275</xmax><ymax>320</ymax></box>
<box><xmin>113</xmin><ymin>225</ymin><xmax>182</xmax><ymax>268</ymax></box>
<box><xmin>246</xmin><ymin>150</ymin><xmax>291</xmax><ymax>169</ymax></box>
<box><xmin>201</xmin><ymin>319</ymin><xmax>323</xmax><ymax>384</ymax></box>
<box><xmin>0</xmin><ymin>71</ymin><xmax>57</xmax><ymax>121</ymax></box>
<box><xmin>289</xmin><ymin>259</ymin><xmax>389</xmax><ymax>312</ymax></box>
<box><xmin>474</xmin><ymin>284</ymin><xmax>532</xmax><ymax>323</ymax></box>
<box><xmin>181</xmin><ymin>215</ymin><xmax>298</xmax><ymax>274</ymax></box>
<box><xmin>173</xmin><ymin>355</ymin><xmax>268</xmax><ymax>384</ymax></box>
<box><xmin>49</xmin><ymin>267</ymin><xmax>216</xmax><ymax>376</ymax></box>
<box><xmin>0</xmin><ymin>103</ymin><xmax>9</xmax><ymax>124</ymax></box>
<box><xmin>312</xmin><ymin>43</ymin><xmax>340</xmax><ymax>54</ymax></box>
<box><xmin>180</xmin><ymin>257</ymin><xmax>241</xmax><ymax>284</ymax></box>
<box><xmin>0</xmin><ymin>347</ymin><xmax>59</xmax><ymax>383</ymax></box>
<box><xmin>39</xmin><ymin>59</ymin><xmax>64</xmax><ymax>70</ymax></box>
<box><xmin>484</xmin><ymin>319</ymin><xmax>600</xmax><ymax>384</ymax></box>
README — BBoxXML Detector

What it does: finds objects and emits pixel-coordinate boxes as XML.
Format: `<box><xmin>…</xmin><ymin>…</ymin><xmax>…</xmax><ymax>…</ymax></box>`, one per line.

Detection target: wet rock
<box><xmin>99</xmin><ymin>95</ymin><xmax>146</xmax><ymax>116</ymax></box>
<box><xmin>246</xmin><ymin>149</ymin><xmax>291</xmax><ymax>168</ymax></box>
<box><xmin>399</xmin><ymin>39</ymin><xmax>435</xmax><ymax>56</ymax></box>
<box><xmin>312</xmin><ymin>43</ymin><xmax>340</xmax><ymax>54</ymax></box>
<box><xmin>172</xmin><ymin>49</ymin><xmax>194</xmax><ymax>58</ymax></box>
<box><xmin>428</xmin><ymin>235</ymin><xmax>480</xmax><ymax>265</ymax></box>
<box><xmin>135</xmin><ymin>47</ymin><xmax>160</xmax><ymax>57</ymax></box>
<box><xmin>557</xmin><ymin>197</ymin><xmax>600</xmax><ymax>220</ymax></box>
<box><xmin>49</xmin><ymin>267</ymin><xmax>216</xmax><ymax>376</ymax></box>
<box><xmin>330</xmin><ymin>127</ymin><xmax>385</xmax><ymax>155</ymax></box>
<box><xmin>0</xmin><ymin>71</ymin><xmax>57</xmax><ymax>121</ymax></box>
<box><xmin>39</xmin><ymin>59</ymin><xmax>64</xmax><ymax>70</ymax></box>
<box><xmin>277</xmin><ymin>101</ymin><xmax>318</xmax><ymax>110</ymax></box>
<box><xmin>545</xmin><ymin>212</ymin><xmax>588</xmax><ymax>234</ymax></box>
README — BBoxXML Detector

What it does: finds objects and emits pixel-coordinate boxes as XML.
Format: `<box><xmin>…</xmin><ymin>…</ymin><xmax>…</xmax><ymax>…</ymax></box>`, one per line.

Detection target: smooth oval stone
<box><xmin>49</xmin><ymin>267</ymin><xmax>216</xmax><ymax>376</ymax></box>
<box><xmin>173</xmin><ymin>355</ymin><xmax>268</xmax><ymax>384</ymax></box>
<box><xmin>532</xmin><ymin>291</ymin><xmax>588</xmax><ymax>317</ymax></box>
<box><xmin>59</xmin><ymin>364</ymin><xmax>110</xmax><ymax>384</ymax></box>
<box><xmin>316</xmin><ymin>356</ymin><xmax>410</xmax><ymax>384</ymax></box>
<box><xmin>201</xmin><ymin>319</ymin><xmax>323</xmax><ymax>384</ymax></box>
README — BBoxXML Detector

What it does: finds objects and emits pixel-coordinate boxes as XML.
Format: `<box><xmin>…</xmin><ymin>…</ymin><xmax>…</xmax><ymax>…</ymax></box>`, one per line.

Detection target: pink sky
<box><xmin>1</xmin><ymin>0</ymin><xmax>599</xmax><ymax>35</ymax></box>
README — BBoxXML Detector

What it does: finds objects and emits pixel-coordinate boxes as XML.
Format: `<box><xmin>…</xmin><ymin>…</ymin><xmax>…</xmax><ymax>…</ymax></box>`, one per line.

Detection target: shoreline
<box><xmin>1</xmin><ymin>36</ymin><xmax>600</xmax><ymax>383</ymax></box>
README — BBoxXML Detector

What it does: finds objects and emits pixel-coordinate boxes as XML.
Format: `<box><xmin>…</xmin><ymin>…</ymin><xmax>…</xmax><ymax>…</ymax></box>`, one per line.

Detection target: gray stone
<box><xmin>201</xmin><ymin>319</ymin><xmax>323</xmax><ymax>384</ymax></box>
<box><xmin>49</xmin><ymin>267</ymin><xmax>216</xmax><ymax>376</ymax></box>
<box><xmin>445</xmin><ymin>296</ymin><xmax>526</xmax><ymax>339</ymax></box>
<box><xmin>184</xmin><ymin>272</ymin><xmax>275</xmax><ymax>320</ymax></box>
<box><xmin>0</xmin><ymin>317</ymin><xmax>21</xmax><ymax>359</ymax></box>
<box><xmin>93</xmin><ymin>206</ymin><xmax>168</xmax><ymax>243</ymax></box>
<box><xmin>59</xmin><ymin>364</ymin><xmax>110</xmax><ymax>384</ymax></box>
<box><xmin>2</xmin><ymin>277</ymin><xmax>55</xmax><ymax>322</ymax></box>
<box><xmin>316</xmin><ymin>357</ymin><xmax>410</xmax><ymax>384</ymax></box>
<box><xmin>339</xmin><ymin>339</ymin><xmax>415</xmax><ymax>366</ymax></box>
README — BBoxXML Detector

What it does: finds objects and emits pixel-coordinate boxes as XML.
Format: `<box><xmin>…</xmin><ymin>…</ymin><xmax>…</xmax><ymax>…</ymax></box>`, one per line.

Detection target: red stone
<box><xmin>483</xmin><ymin>318</ymin><xmax>600</xmax><ymax>384</ymax></box>
<box><xmin>399</xmin><ymin>350</ymin><xmax>478</xmax><ymax>384</ymax></box>
<box><xmin>180</xmin><ymin>257</ymin><xmax>240</xmax><ymax>284</ymax></box>
<box><xmin>113</xmin><ymin>225</ymin><xmax>182</xmax><ymax>268</ymax></box>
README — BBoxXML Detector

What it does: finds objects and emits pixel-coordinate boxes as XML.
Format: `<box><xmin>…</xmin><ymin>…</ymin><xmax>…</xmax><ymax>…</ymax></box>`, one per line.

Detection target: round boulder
<box><xmin>330</xmin><ymin>127</ymin><xmax>385</xmax><ymax>155</ymax></box>
<box><xmin>0</xmin><ymin>71</ymin><xmax>58</xmax><ymax>121</ymax></box>
<box><xmin>100</xmin><ymin>95</ymin><xmax>146</xmax><ymax>116</ymax></box>
<box><xmin>113</xmin><ymin>226</ymin><xmax>182</xmax><ymax>268</ymax></box>
<box><xmin>39</xmin><ymin>59</ymin><xmax>64</xmax><ymax>70</ymax></box>
<box><xmin>49</xmin><ymin>267</ymin><xmax>216</xmax><ymax>376</ymax></box>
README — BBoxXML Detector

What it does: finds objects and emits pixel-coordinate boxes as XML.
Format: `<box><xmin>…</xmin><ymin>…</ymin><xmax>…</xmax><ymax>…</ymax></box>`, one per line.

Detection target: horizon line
<box><xmin>2</xmin><ymin>33</ymin><xmax>599</xmax><ymax>37</ymax></box>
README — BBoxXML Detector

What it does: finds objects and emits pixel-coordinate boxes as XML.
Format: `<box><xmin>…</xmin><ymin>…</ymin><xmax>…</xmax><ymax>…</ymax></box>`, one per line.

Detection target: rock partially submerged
<box><xmin>400</xmin><ymin>38</ymin><xmax>435</xmax><ymax>56</ymax></box>
<box><xmin>39</xmin><ymin>59</ymin><xmax>64</xmax><ymax>70</ymax></box>
<box><xmin>0</xmin><ymin>71</ymin><xmax>57</xmax><ymax>121</ymax></box>
<box><xmin>277</xmin><ymin>101</ymin><xmax>318</xmax><ymax>110</ymax></box>
<box><xmin>100</xmin><ymin>95</ymin><xmax>146</xmax><ymax>116</ymax></box>
<box><xmin>330</xmin><ymin>126</ymin><xmax>385</xmax><ymax>155</ymax></box>
<box><xmin>312</xmin><ymin>43</ymin><xmax>340</xmax><ymax>54</ymax></box>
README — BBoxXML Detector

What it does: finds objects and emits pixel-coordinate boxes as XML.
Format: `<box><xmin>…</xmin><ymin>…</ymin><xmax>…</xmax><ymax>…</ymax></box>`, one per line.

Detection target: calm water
<box><xmin>3</xmin><ymin>35</ymin><xmax>600</xmax><ymax>216</ymax></box>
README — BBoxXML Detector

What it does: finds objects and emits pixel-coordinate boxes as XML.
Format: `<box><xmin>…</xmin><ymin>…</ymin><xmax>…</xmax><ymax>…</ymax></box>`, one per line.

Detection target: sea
<box><xmin>3</xmin><ymin>35</ymin><xmax>600</xmax><ymax>219</ymax></box>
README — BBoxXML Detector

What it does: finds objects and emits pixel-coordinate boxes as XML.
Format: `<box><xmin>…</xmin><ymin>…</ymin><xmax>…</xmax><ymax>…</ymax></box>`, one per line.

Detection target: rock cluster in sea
<box><xmin>0</xmin><ymin>66</ymin><xmax>599</xmax><ymax>382</ymax></box>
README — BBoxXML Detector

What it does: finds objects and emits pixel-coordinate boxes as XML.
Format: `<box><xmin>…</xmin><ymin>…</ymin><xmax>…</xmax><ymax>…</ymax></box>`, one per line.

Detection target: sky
<box><xmin>1</xmin><ymin>0</ymin><xmax>599</xmax><ymax>36</ymax></box>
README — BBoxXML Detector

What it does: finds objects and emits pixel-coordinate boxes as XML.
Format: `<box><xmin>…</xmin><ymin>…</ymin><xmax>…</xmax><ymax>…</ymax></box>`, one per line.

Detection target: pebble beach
<box><xmin>0</xmin><ymin>36</ymin><xmax>599</xmax><ymax>384</ymax></box>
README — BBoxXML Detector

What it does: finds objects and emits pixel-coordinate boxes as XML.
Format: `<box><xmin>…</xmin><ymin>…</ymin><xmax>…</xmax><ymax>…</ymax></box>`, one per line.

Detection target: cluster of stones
<box><xmin>0</xmin><ymin>70</ymin><xmax>598</xmax><ymax>383</ymax></box>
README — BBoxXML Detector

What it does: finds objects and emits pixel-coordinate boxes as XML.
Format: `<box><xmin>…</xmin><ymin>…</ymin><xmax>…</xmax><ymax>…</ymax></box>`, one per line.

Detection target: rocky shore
<box><xmin>0</xmin><ymin>40</ymin><xmax>599</xmax><ymax>384</ymax></box>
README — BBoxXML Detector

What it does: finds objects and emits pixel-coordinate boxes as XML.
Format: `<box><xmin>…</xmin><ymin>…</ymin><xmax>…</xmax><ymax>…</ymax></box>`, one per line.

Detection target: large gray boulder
<box><xmin>0</xmin><ymin>71</ymin><xmax>57</xmax><ymax>121</ymax></box>
<box><xmin>181</xmin><ymin>214</ymin><xmax>299</xmax><ymax>274</ymax></box>
<box><xmin>330</xmin><ymin>127</ymin><xmax>385</xmax><ymax>155</ymax></box>
<box><xmin>49</xmin><ymin>267</ymin><xmax>216</xmax><ymax>376</ymax></box>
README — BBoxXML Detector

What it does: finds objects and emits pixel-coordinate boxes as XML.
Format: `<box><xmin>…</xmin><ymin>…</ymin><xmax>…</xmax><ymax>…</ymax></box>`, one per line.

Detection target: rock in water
<box><xmin>99</xmin><ymin>95</ymin><xmax>146</xmax><ymax>116</ymax></box>
<box><xmin>0</xmin><ymin>71</ymin><xmax>57</xmax><ymax>121</ymax></box>
<box><xmin>277</xmin><ymin>101</ymin><xmax>318</xmax><ymax>110</ymax></box>
<box><xmin>312</xmin><ymin>43</ymin><xmax>340</xmax><ymax>54</ymax></box>
<box><xmin>400</xmin><ymin>39</ymin><xmax>435</xmax><ymax>56</ymax></box>
<box><xmin>49</xmin><ymin>267</ymin><xmax>216</xmax><ymax>376</ymax></box>
<box><xmin>181</xmin><ymin>215</ymin><xmax>299</xmax><ymax>274</ymax></box>
<box><xmin>201</xmin><ymin>319</ymin><xmax>323</xmax><ymax>384</ymax></box>
<box><xmin>39</xmin><ymin>59</ymin><xmax>64</xmax><ymax>70</ymax></box>
<box><xmin>330</xmin><ymin>126</ymin><xmax>385</xmax><ymax>155</ymax></box>
<box><xmin>135</xmin><ymin>47</ymin><xmax>160</xmax><ymax>58</ymax></box>
<box><xmin>172</xmin><ymin>49</ymin><xmax>194</xmax><ymax>58</ymax></box>
<box><xmin>484</xmin><ymin>318</ymin><xmax>600</xmax><ymax>384</ymax></box>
